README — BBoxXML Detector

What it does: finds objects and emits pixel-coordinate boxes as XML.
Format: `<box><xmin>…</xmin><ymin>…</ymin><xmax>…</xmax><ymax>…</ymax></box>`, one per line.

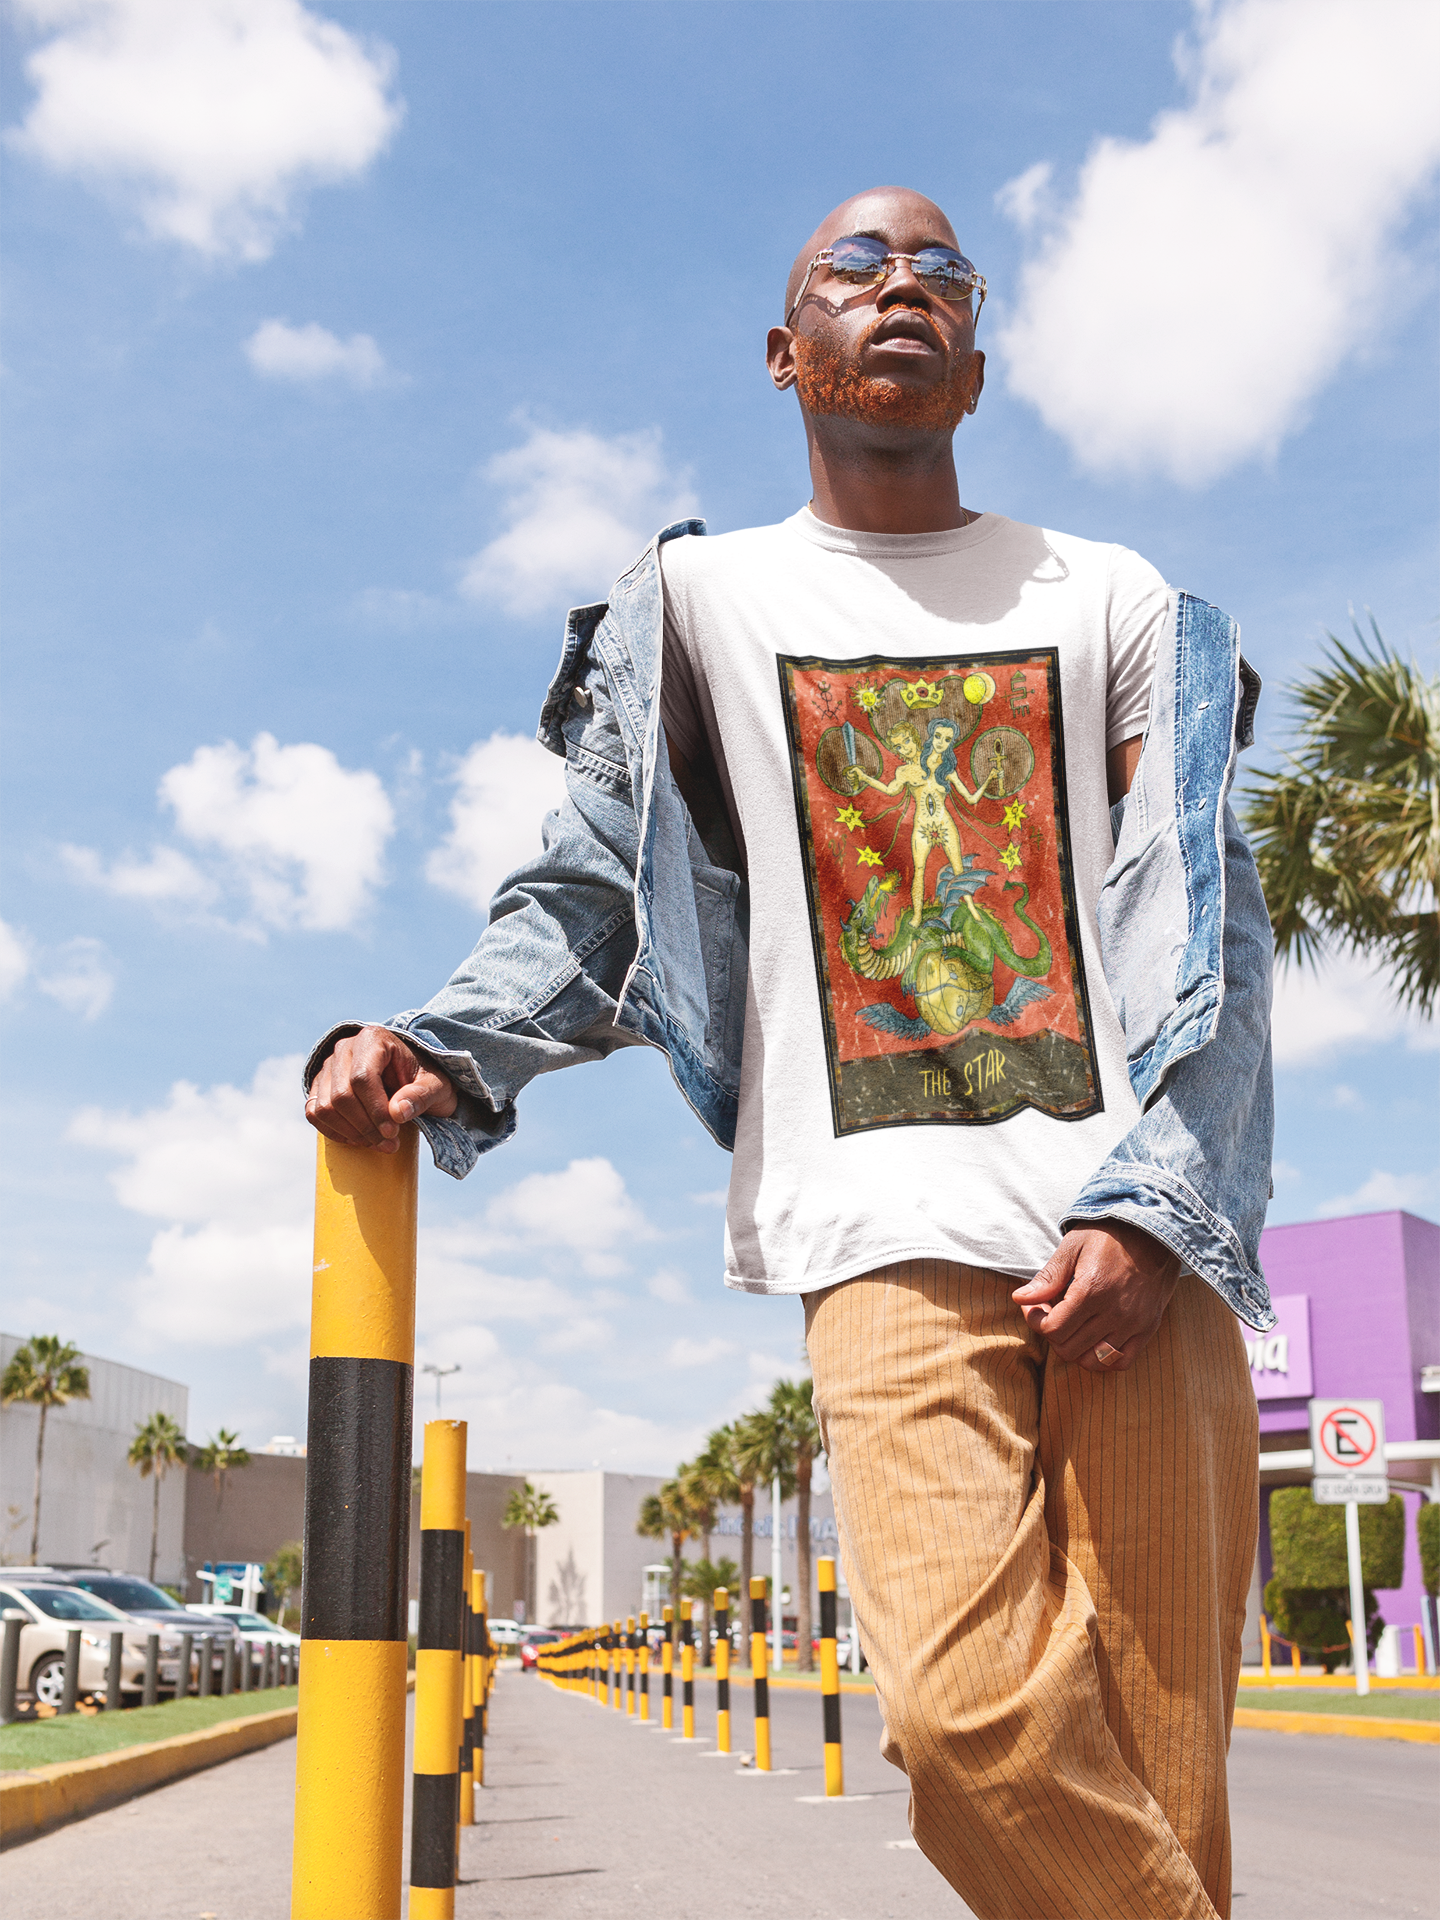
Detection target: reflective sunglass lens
<box><xmin>913</xmin><ymin>250</ymin><xmax>976</xmax><ymax>301</ymax></box>
<box><xmin>828</xmin><ymin>236</ymin><xmax>891</xmax><ymax>285</ymax></box>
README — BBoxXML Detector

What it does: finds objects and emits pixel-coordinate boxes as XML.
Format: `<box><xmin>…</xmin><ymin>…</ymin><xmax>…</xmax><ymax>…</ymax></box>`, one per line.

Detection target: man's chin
<box><xmin>793</xmin><ymin>335</ymin><xmax>968</xmax><ymax>434</ymax></box>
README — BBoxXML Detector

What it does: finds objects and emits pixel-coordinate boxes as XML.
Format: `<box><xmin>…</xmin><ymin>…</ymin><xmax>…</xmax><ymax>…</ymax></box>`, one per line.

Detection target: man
<box><xmin>306</xmin><ymin>188</ymin><xmax>1274</xmax><ymax>1919</ymax></box>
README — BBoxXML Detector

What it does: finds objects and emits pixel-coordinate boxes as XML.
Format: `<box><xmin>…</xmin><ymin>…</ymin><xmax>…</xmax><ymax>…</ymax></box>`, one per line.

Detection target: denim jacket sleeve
<box><xmin>1060</xmin><ymin>591</ymin><xmax>1276</xmax><ymax>1331</ymax></box>
<box><xmin>302</xmin><ymin>599</ymin><xmax>651</xmax><ymax>1179</ymax></box>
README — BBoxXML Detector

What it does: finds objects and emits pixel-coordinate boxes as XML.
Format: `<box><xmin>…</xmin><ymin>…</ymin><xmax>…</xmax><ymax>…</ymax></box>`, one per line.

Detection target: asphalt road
<box><xmin>2</xmin><ymin>1669</ymin><xmax>1435</xmax><ymax>1918</ymax></box>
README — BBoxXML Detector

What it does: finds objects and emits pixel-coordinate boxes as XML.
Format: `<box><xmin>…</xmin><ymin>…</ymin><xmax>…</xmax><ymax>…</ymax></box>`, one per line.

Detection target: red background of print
<box><xmin>787</xmin><ymin>656</ymin><xmax>1087</xmax><ymax>1064</ymax></box>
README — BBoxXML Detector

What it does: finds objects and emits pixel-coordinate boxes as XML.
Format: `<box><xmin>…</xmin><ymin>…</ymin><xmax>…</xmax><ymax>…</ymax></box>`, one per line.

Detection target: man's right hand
<box><xmin>305</xmin><ymin>1026</ymin><xmax>458</xmax><ymax>1153</ymax></box>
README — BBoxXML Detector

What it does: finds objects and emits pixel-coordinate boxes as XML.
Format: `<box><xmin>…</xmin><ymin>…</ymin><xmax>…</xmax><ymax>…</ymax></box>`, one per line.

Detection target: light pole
<box><xmin>421</xmin><ymin>1363</ymin><xmax>460</xmax><ymax>1413</ymax></box>
<box><xmin>771</xmin><ymin>1473</ymin><xmax>784</xmax><ymax>1674</ymax></box>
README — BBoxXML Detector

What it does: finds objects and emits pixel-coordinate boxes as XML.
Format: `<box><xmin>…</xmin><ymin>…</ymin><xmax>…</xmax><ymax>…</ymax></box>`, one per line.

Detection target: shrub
<box><xmin>1420</xmin><ymin>1503</ymin><xmax>1439</xmax><ymax>1598</ymax></box>
<box><xmin>1264</xmin><ymin>1578</ymin><xmax>1381</xmax><ymax>1673</ymax></box>
<box><xmin>1269</xmin><ymin>1488</ymin><xmax>1404</xmax><ymax>1588</ymax></box>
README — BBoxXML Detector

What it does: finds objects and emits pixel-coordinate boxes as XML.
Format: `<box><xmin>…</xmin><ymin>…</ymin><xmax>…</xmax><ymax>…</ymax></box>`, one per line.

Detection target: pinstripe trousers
<box><xmin>805</xmin><ymin>1259</ymin><xmax>1258</xmax><ymax>1920</ymax></box>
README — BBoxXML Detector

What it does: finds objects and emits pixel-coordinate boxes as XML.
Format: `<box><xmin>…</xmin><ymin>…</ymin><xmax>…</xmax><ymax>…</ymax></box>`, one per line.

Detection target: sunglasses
<box><xmin>786</xmin><ymin>234</ymin><xmax>987</xmax><ymax>328</ymax></box>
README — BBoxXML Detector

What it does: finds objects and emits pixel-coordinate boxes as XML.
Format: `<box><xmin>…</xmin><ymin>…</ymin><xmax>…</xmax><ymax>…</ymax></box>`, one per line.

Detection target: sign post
<box><xmin>1308</xmin><ymin>1398</ymin><xmax>1387</xmax><ymax>1697</ymax></box>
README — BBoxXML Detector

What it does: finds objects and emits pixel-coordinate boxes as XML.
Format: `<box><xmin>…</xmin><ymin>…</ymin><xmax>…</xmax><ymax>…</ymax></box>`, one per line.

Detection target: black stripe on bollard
<box><xmin>198</xmin><ymin>1635</ymin><xmax>212</xmax><ymax>1699</ymax></box>
<box><xmin>142</xmin><ymin>1631</ymin><xmax>159</xmax><ymax>1708</ymax></box>
<box><xmin>410</xmin><ymin>1772</ymin><xmax>460</xmax><ymax>1888</ymax></box>
<box><xmin>105</xmin><ymin>1629</ymin><xmax>124</xmax><ymax>1710</ymax></box>
<box><xmin>177</xmin><ymin>1630</ymin><xmax>193</xmax><ymax>1700</ymax></box>
<box><xmin>301</xmin><ymin>1355</ymin><xmax>413</xmax><ymax>1641</ymax></box>
<box><xmin>61</xmin><ymin>1630</ymin><xmax>81</xmax><ymax>1714</ymax></box>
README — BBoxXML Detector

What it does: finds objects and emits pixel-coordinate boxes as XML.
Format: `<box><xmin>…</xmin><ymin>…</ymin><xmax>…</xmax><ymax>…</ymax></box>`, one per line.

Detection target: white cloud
<box><xmin>7</xmin><ymin>0</ymin><xmax>402</xmax><ymax>262</ymax></box>
<box><xmin>690</xmin><ymin>1188</ymin><xmax>728</xmax><ymax>1208</ymax></box>
<box><xmin>60</xmin><ymin>843</ymin><xmax>216</xmax><ymax>906</ymax></box>
<box><xmin>245</xmin><ymin>318</ymin><xmax>385</xmax><ymax>387</ymax></box>
<box><xmin>996</xmin><ymin>0</ymin><xmax>1440</xmax><ymax>483</ymax></box>
<box><xmin>666</xmin><ymin>1336</ymin><xmax>736</xmax><ymax>1369</ymax></box>
<box><xmin>35</xmin><ymin>936</ymin><xmax>115</xmax><ymax>1020</ymax></box>
<box><xmin>425</xmin><ymin>732</ymin><xmax>568</xmax><ymax>912</ymax></box>
<box><xmin>69</xmin><ymin>1053</ymin><xmax>314</xmax><ymax>1343</ymax></box>
<box><xmin>1316</xmin><ymin>1169</ymin><xmax>1437</xmax><ymax>1219</ymax></box>
<box><xmin>647</xmin><ymin>1269</ymin><xmax>692</xmax><ymax>1306</ymax></box>
<box><xmin>1270</xmin><ymin>951</ymin><xmax>1437</xmax><ymax>1066</ymax></box>
<box><xmin>1</xmin><ymin>921</ymin><xmax>115</xmax><ymax>1019</ymax></box>
<box><xmin>482</xmin><ymin>1157</ymin><xmax>657</xmax><ymax>1278</ymax></box>
<box><xmin>460</xmin><ymin>423</ymin><xmax>697</xmax><ymax>617</ymax></box>
<box><xmin>0</xmin><ymin>920</ymin><xmax>31</xmax><ymax>999</ymax></box>
<box><xmin>65</xmin><ymin>733</ymin><xmax>395</xmax><ymax>935</ymax></box>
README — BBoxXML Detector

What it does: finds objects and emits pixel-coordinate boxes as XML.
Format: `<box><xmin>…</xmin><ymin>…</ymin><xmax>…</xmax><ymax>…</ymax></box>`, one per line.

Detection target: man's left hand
<box><xmin>1011</xmin><ymin>1222</ymin><xmax>1182</xmax><ymax>1373</ymax></box>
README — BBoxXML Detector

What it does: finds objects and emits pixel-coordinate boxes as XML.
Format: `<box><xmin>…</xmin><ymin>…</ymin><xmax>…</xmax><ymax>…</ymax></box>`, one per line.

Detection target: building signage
<box><xmin>1308</xmin><ymin>1396</ymin><xmax>1388</xmax><ymax>1504</ymax></box>
<box><xmin>1243</xmin><ymin>1293</ymin><xmax>1313</xmax><ymax>1400</ymax></box>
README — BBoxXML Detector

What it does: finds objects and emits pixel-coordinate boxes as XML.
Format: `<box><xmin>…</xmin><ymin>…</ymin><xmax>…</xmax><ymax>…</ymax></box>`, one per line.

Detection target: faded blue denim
<box><xmin>306</xmin><ymin>521</ymin><xmax>1275</xmax><ymax>1330</ymax></box>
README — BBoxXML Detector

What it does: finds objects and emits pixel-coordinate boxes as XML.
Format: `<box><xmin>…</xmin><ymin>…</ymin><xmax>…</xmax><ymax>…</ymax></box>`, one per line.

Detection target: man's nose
<box><xmin>877</xmin><ymin>256</ymin><xmax>931</xmax><ymax>309</ymax></box>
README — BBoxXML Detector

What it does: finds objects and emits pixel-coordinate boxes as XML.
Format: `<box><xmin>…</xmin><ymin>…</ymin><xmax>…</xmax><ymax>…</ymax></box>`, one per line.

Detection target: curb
<box><xmin>1233</xmin><ymin>1706</ymin><xmax>1438</xmax><ymax>1743</ymax></box>
<box><xmin>1</xmin><ymin>1705</ymin><xmax>298</xmax><ymax>1850</ymax></box>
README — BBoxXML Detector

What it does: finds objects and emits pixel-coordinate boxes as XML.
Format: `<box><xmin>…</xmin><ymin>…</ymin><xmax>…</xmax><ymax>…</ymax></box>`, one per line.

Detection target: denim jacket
<box><xmin>306</xmin><ymin>520</ymin><xmax>1276</xmax><ymax>1331</ymax></box>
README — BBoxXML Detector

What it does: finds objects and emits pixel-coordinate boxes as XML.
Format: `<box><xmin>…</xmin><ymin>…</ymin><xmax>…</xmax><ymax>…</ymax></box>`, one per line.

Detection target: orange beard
<box><xmin>793</xmin><ymin>319</ymin><xmax>972</xmax><ymax>433</ymax></box>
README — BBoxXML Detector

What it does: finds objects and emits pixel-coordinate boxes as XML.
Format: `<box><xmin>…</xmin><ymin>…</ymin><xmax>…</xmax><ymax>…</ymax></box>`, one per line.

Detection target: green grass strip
<box><xmin>0</xmin><ymin>1686</ymin><xmax>297</xmax><ymax>1771</ymax></box>
<box><xmin>1238</xmin><ymin>1688</ymin><xmax>1438</xmax><ymax>1721</ymax></box>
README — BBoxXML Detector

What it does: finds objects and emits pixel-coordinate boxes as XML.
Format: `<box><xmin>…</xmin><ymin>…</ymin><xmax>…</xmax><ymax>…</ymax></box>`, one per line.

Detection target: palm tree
<box><xmin>683</xmin><ymin>1443</ymin><xmax>733</xmax><ymax>1666</ymax></box>
<box><xmin>501</xmin><ymin>1481</ymin><xmax>559</xmax><ymax>1623</ymax></box>
<box><xmin>637</xmin><ymin>1479</ymin><xmax>697</xmax><ymax>1637</ymax></box>
<box><xmin>1242</xmin><ymin>622</ymin><xmax>1438</xmax><ymax>1013</ymax></box>
<box><xmin>265</xmin><ymin>1541</ymin><xmax>303</xmax><ymax>1630</ymax></box>
<box><xmin>682</xmin><ymin>1554</ymin><xmax>740</xmax><ymax>1662</ymax></box>
<box><xmin>191</xmin><ymin>1428</ymin><xmax>251</xmax><ymax>1509</ymax></box>
<box><xmin>128</xmin><ymin>1412</ymin><xmax>187</xmax><ymax>1582</ymax></box>
<box><xmin>732</xmin><ymin>1408</ymin><xmax>797</xmax><ymax>1669</ymax></box>
<box><xmin>771</xmin><ymin>1378</ymin><xmax>823</xmax><ymax>1671</ymax></box>
<box><xmin>1</xmin><ymin>1335</ymin><xmax>91</xmax><ymax>1563</ymax></box>
<box><xmin>725</xmin><ymin>1413</ymin><xmax>763</xmax><ymax>1612</ymax></box>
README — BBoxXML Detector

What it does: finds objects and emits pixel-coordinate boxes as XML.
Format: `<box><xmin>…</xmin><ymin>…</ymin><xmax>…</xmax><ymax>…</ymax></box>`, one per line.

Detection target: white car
<box><xmin>186</xmin><ymin>1604</ymin><xmax>300</xmax><ymax>1647</ymax></box>
<box><xmin>0</xmin><ymin>1578</ymin><xmax>179</xmax><ymax>1708</ymax></box>
<box><xmin>485</xmin><ymin>1617</ymin><xmax>524</xmax><ymax>1649</ymax></box>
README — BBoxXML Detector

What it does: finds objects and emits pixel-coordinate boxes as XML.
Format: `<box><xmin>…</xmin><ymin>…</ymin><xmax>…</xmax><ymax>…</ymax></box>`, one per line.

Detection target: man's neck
<box><xmin>805</xmin><ymin>419</ymin><xmax>968</xmax><ymax>535</ymax></box>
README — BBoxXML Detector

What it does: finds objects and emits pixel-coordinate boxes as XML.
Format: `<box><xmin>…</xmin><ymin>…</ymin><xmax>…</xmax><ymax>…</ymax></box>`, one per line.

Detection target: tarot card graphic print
<box><xmin>776</xmin><ymin>649</ymin><xmax>1105</xmax><ymax>1136</ymax></box>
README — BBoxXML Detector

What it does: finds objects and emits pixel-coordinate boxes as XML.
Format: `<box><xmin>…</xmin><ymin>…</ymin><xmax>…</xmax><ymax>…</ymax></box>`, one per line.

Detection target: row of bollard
<box><xmin>0</xmin><ymin>1611</ymin><xmax>297</xmax><ymax>1724</ymax></box>
<box><xmin>534</xmin><ymin>1563</ymin><xmax>847</xmax><ymax>1795</ymax></box>
<box><xmin>410</xmin><ymin>1417</ymin><xmax>498</xmax><ymax>1920</ymax></box>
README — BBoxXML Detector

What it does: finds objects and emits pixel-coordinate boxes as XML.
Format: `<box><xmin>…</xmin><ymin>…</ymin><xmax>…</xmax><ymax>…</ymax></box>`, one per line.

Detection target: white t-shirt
<box><xmin>659</xmin><ymin>507</ymin><xmax>1168</xmax><ymax>1294</ymax></box>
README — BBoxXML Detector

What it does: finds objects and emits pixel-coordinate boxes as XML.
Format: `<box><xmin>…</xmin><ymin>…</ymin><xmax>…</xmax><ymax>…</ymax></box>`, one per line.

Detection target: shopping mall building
<box><xmin>1250</xmin><ymin>1209</ymin><xmax>1438</xmax><ymax>1664</ymax></box>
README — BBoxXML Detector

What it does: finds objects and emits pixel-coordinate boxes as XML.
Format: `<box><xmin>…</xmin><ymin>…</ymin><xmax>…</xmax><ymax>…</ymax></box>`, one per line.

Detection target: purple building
<box><xmin>1250</xmin><ymin>1210</ymin><xmax>1439</xmax><ymax>1663</ymax></box>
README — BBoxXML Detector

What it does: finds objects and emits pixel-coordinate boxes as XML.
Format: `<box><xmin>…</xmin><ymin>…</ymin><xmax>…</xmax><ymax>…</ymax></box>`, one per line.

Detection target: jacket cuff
<box><xmin>1061</xmin><ymin>1163</ymin><xmax>1276</xmax><ymax>1333</ymax></box>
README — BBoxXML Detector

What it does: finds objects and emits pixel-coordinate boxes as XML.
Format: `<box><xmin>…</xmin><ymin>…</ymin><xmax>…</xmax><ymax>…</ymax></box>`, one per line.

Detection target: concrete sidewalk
<box><xmin>2</xmin><ymin>1667</ymin><xmax>1435</xmax><ymax>1918</ymax></box>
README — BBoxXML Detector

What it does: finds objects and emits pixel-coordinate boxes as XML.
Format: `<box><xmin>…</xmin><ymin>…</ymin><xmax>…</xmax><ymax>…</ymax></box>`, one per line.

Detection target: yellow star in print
<box><xmin>1000</xmin><ymin>842</ymin><xmax>1022</xmax><ymax>871</ymax></box>
<box><xmin>1003</xmin><ymin>798</ymin><xmax>1028</xmax><ymax>832</ymax></box>
<box><xmin>837</xmin><ymin>804</ymin><xmax>865</xmax><ymax>831</ymax></box>
<box><xmin>856</xmin><ymin>846</ymin><xmax>884</xmax><ymax>867</ymax></box>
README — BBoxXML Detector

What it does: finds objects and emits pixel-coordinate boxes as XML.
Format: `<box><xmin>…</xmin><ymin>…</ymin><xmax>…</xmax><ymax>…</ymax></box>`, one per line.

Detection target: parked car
<box><xmin>186</xmin><ymin>1604</ymin><xmax>300</xmax><ymax>1648</ymax></box>
<box><xmin>20</xmin><ymin>1566</ymin><xmax>242</xmax><ymax>1684</ymax></box>
<box><xmin>518</xmin><ymin>1627</ymin><xmax>562</xmax><ymax>1672</ymax></box>
<box><xmin>486</xmin><ymin>1618</ymin><xmax>524</xmax><ymax>1650</ymax></box>
<box><xmin>0</xmin><ymin>1577</ymin><xmax>178</xmax><ymax>1708</ymax></box>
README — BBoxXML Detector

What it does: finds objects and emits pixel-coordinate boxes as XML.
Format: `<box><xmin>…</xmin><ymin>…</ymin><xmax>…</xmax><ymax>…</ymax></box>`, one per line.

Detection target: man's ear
<box><xmin>767</xmin><ymin>325</ymin><xmax>797</xmax><ymax>392</ymax></box>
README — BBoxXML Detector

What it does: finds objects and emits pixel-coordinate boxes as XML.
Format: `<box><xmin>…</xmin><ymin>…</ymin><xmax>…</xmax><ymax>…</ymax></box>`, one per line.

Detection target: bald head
<box><xmin>784</xmin><ymin>187</ymin><xmax>960</xmax><ymax>320</ymax></box>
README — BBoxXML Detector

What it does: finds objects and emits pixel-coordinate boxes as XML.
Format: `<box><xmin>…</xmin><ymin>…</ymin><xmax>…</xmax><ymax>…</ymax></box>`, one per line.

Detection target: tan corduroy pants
<box><xmin>805</xmin><ymin>1258</ymin><xmax>1258</xmax><ymax>1920</ymax></box>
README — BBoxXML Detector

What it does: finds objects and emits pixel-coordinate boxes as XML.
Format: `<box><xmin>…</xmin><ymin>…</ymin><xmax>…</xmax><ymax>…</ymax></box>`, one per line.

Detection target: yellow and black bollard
<box><xmin>291</xmin><ymin>1129</ymin><xmax>417</xmax><ymax>1920</ymax></box>
<box><xmin>750</xmin><ymin>1576</ymin><xmax>771</xmax><ymax>1772</ymax></box>
<box><xmin>625</xmin><ymin>1615</ymin><xmax>636</xmax><ymax>1716</ymax></box>
<box><xmin>410</xmin><ymin>1418</ymin><xmax>467</xmax><ymax>1919</ymax></box>
<box><xmin>661</xmin><ymin>1605</ymin><xmax>674</xmax><ymax>1730</ymax></box>
<box><xmin>714</xmin><ymin>1587</ymin><xmax>730</xmax><ymax>1754</ymax></box>
<box><xmin>638</xmin><ymin>1611</ymin><xmax>650</xmax><ymax>1723</ymax></box>
<box><xmin>470</xmin><ymin>1568</ymin><xmax>487</xmax><ymax>1790</ymax></box>
<box><xmin>818</xmin><ymin>1557</ymin><xmax>843</xmax><ymax>1797</ymax></box>
<box><xmin>680</xmin><ymin>1598</ymin><xmax>695</xmax><ymax>1739</ymax></box>
<box><xmin>458</xmin><ymin>1530</ymin><xmax>474</xmax><ymax>1827</ymax></box>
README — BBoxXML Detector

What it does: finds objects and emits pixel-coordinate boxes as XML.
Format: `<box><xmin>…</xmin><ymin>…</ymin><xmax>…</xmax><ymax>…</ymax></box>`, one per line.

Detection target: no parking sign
<box><xmin>1308</xmin><ymin>1397</ymin><xmax>1388</xmax><ymax>1504</ymax></box>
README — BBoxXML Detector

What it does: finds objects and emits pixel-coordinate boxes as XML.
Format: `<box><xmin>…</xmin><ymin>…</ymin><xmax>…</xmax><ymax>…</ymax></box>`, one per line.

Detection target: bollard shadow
<box><xmin>462</xmin><ymin>1869</ymin><xmax>604</xmax><ymax>1885</ymax></box>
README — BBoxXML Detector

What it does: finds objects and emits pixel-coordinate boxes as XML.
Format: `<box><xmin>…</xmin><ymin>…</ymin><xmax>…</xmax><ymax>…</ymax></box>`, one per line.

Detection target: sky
<box><xmin>2</xmin><ymin>0</ymin><xmax>1436</xmax><ymax>1478</ymax></box>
